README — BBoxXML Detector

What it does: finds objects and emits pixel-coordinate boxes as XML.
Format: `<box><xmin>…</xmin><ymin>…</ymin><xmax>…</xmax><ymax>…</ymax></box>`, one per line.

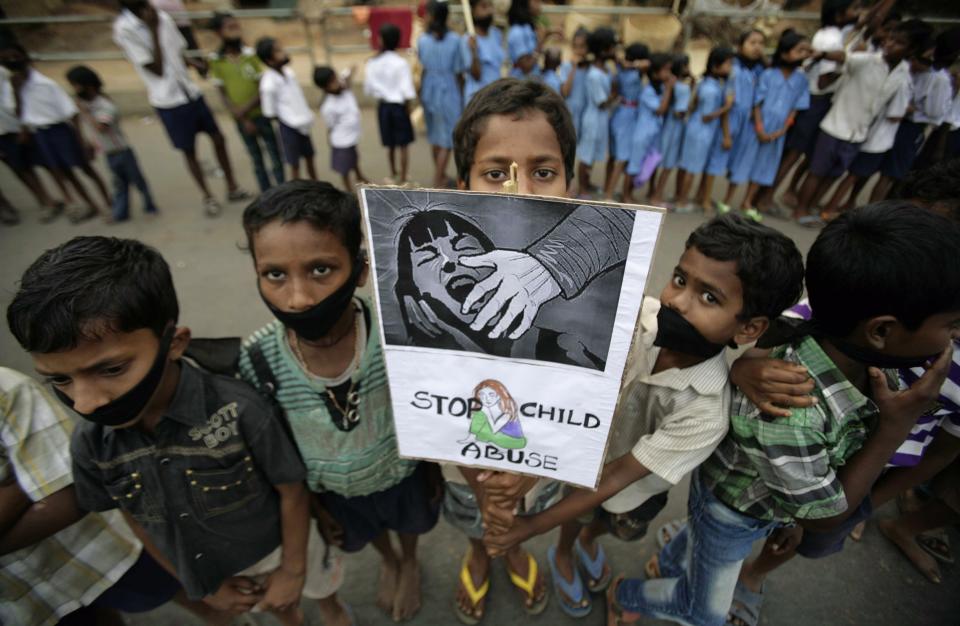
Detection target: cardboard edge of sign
<box><xmin>357</xmin><ymin>185</ymin><xmax>669</xmax><ymax>492</ymax></box>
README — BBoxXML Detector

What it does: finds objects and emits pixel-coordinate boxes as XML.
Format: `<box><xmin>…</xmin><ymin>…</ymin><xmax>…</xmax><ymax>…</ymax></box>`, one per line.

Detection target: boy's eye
<box><xmin>45</xmin><ymin>375</ymin><xmax>71</xmax><ymax>387</ymax></box>
<box><xmin>100</xmin><ymin>363</ymin><xmax>128</xmax><ymax>377</ymax></box>
<box><xmin>263</xmin><ymin>269</ymin><xmax>286</xmax><ymax>281</ymax></box>
<box><xmin>672</xmin><ymin>274</ymin><xmax>685</xmax><ymax>288</ymax></box>
<box><xmin>482</xmin><ymin>169</ymin><xmax>507</xmax><ymax>182</ymax></box>
<box><xmin>311</xmin><ymin>265</ymin><xmax>332</xmax><ymax>277</ymax></box>
<box><xmin>701</xmin><ymin>292</ymin><xmax>718</xmax><ymax>305</ymax></box>
<box><xmin>533</xmin><ymin>168</ymin><xmax>557</xmax><ymax>181</ymax></box>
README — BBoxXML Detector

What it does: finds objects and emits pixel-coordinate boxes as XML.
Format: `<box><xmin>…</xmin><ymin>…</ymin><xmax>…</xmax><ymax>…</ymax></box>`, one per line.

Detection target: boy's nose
<box><xmin>517</xmin><ymin>173</ymin><xmax>534</xmax><ymax>196</ymax></box>
<box><xmin>71</xmin><ymin>381</ymin><xmax>112</xmax><ymax>415</ymax></box>
<box><xmin>287</xmin><ymin>280</ymin><xmax>318</xmax><ymax>311</ymax></box>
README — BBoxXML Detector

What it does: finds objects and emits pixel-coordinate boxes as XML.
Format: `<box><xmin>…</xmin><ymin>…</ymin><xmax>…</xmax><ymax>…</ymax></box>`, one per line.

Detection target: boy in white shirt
<box><xmin>256</xmin><ymin>36</ymin><xmax>317</xmax><ymax>181</ymax></box>
<box><xmin>315</xmin><ymin>66</ymin><xmax>369</xmax><ymax>190</ymax></box>
<box><xmin>0</xmin><ymin>40</ymin><xmax>110</xmax><ymax>223</ymax></box>
<box><xmin>364</xmin><ymin>23</ymin><xmax>416</xmax><ymax>185</ymax></box>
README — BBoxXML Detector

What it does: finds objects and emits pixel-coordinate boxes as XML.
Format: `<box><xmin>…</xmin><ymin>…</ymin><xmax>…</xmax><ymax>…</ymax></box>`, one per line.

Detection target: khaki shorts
<box><xmin>236</xmin><ymin>519</ymin><xmax>344</xmax><ymax>602</ymax></box>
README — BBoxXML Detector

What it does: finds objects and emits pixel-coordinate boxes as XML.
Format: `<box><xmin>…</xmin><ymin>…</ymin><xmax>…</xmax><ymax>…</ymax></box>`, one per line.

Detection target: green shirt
<box><xmin>237</xmin><ymin>298</ymin><xmax>418</xmax><ymax>497</ymax></box>
<box><xmin>701</xmin><ymin>335</ymin><xmax>892</xmax><ymax>523</ymax></box>
<box><xmin>208</xmin><ymin>47</ymin><xmax>263</xmax><ymax>119</ymax></box>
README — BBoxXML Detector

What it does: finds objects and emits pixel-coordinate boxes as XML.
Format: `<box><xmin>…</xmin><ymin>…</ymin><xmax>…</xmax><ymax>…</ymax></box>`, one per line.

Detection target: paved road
<box><xmin>1</xmin><ymin>109</ymin><xmax>957</xmax><ymax>625</ymax></box>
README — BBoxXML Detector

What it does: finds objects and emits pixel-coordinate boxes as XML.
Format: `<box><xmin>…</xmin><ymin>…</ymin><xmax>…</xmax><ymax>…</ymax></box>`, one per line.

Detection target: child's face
<box><xmin>0</xmin><ymin>48</ymin><xmax>28</xmax><ymax>74</ymax></box>
<box><xmin>784</xmin><ymin>40</ymin><xmax>812</xmax><ymax>65</ymax></box>
<box><xmin>269</xmin><ymin>45</ymin><xmax>290</xmax><ymax>68</ymax></box>
<box><xmin>658</xmin><ymin>247</ymin><xmax>750</xmax><ymax>348</ymax></box>
<box><xmin>741</xmin><ymin>32</ymin><xmax>765</xmax><ymax>60</ymax></box>
<box><xmin>32</xmin><ymin>326</ymin><xmax>188</xmax><ymax>426</ymax></box>
<box><xmin>572</xmin><ymin>35</ymin><xmax>588</xmax><ymax>60</ymax></box>
<box><xmin>324</xmin><ymin>75</ymin><xmax>343</xmax><ymax>94</ymax></box>
<box><xmin>529</xmin><ymin>0</ymin><xmax>542</xmax><ymax>17</ymax></box>
<box><xmin>517</xmin><ymin>53</ymin><xmax>537</xmax><ymax>75</ymax></box>
<box><xmin>865</xmin><ymin>311</ymin><xmax>960</xmax><ymax>363</ymax></box>
<box><xmin>544</xmin><ymin>52</ymin><xmax>561</xmax><ymax>71</ymax></box>
<box><xmin>70</xmin><ymin>81</ymin><xmax>96</xmax><ymax>101</ymax></box>
<box><xmin>460</xmin><ymin>109</ymin><xmax>568</xmax><ymax>197</ymax></box>
<box><xmin>714</xmin><ymin>57</ymin><xmax>734</xmax><ymax>78</ymax></box>
<box><xmin>910</xmin><ymin>47</ymin><xmax>935</xmax><ymax>73</ymax></box>
<box><xmin>219</xmin><ymin>16</ymin><xmax>243</xmax><ymax>42</ymax></box>
<box><xmin>478</xmin><ymin>386</ymin><xmax>500</xmax><ymax>406</ymax></box>
<box><xmin>882</xmin><ymin>32</ymin><xmax>910</xmax><ymax>64</ymax></box>
<box><xmin>254</xmin><ymin>220</ymin><xmax>365</xmax><ymax>317</ymax></box>
<box><xmin>655</xmin><ymin>64</ymin><xmax>674</xmax><ymax>84</ymax></box>
<box><xmin>473</xmin><ymin>0</ymin><xmax>494</xmax><ymax>20</ymax></box>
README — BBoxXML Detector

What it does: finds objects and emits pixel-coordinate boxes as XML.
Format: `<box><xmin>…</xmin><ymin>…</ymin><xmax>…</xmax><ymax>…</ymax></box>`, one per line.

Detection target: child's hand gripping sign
<box><xmin>359</xmin><ymin>186</ymin><xmax>664</xmax><ymax>488</ymax></box>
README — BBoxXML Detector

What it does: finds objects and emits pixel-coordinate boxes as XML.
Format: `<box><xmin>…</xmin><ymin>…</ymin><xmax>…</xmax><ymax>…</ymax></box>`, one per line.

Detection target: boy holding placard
<box><xmin>482</xmin><ymin>214</ymin><xmax>805</xmax><ymax>617</ymax></box>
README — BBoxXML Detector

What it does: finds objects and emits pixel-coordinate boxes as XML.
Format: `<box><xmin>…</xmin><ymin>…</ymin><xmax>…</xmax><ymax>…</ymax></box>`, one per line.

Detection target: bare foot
<box><xmin>392</xmin><ymin>558</ymin><xmax>422</xmax><ymax>621</ymax></box>
<box><xmin>317</xmin><ymin>595</ymin><xmax>352</xmax><ymax>626</ymax></box>
<box><xmin>455</xmin><ymin>546</ymin><xmax>489</xmax><ymax>622</ymax></box>
<box><xmin>878</xmin><ymin>518</ymin><xmax>942</xmax><ymax>583</ymax></box>
<box><xmin>377</xmin><ymin>558</ymin><xmax>400</xmax><ymax>614</ymax></box>
<box><xmin>848</xmin><ymin>520</ymin><xmax>866</xmax><ymax>541</ymax></box>
<box><xmin>505</xmin><ymin>545</ymin><xmax>546</xmax><ymax>612</ymax></box>
<box><xmin>781</xmin><ymin>189</ymin><xmax>799</xmax><ymax>208</ymax></box>
<box><xmin>606</xmin><ymin>576</ymin><xmax>641</xmax><ymax>626</ymax></box>
<box><xmin>553</xmin><ymin>548</ymin><xmax>590</xmax><ymax>610</ymax></box>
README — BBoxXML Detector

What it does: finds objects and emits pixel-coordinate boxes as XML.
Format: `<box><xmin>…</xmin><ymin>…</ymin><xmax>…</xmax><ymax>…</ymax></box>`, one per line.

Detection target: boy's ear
<box><xmin>457</xmin><ymin>178</ymin><xmax>468</xmax><ymax>190</ymax></box>
<box><xmin>863</xmin><ymin>315</ymin><xmax>898</xmax><ymax>350</ymax></box>
<box><xmin>733</xmin><ymin>316</ymin><xmax>770</xmax><ymax>346</ymax></box>
<box><xmin>358</xmin><ymin>255</ymin><xmax>370</xmax><ymax>288</ymax></box>
<box><xmin>169</xmin><ymin>326</ymin><xmax>192</xmax><ymax>360</ymax></box>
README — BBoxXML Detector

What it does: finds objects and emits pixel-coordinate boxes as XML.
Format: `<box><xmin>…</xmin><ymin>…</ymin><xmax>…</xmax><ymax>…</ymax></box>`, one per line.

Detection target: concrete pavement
<box><xmin>1</xmin><ymin>108</ymin><xmax>957</xmax><ymax>625</ymax></box>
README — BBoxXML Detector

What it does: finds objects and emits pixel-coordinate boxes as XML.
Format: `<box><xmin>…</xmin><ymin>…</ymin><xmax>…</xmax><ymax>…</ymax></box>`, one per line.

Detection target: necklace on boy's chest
<box><xmin>290</xmin><ymin>312</ymin><xmax>363</xmax><ymax>432</ymax></box>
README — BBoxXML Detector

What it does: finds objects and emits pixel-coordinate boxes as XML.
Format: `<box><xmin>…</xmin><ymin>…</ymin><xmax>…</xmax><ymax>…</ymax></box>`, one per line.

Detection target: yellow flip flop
<box><xmin>507</xmin><ymin>551</ymin><xmax>549</xmax><ymax>615</ymax></box>
<box><xmin>454</xmin><ymin>547</ymin><xmax>489</xmax><ymax>625</ymax></box>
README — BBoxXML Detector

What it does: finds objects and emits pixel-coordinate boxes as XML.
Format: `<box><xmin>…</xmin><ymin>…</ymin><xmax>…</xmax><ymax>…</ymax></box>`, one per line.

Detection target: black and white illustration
<box><xmin>362</xmin><ymin>189</ymin><xmax>636</xmax><ymax>371</ymax></box>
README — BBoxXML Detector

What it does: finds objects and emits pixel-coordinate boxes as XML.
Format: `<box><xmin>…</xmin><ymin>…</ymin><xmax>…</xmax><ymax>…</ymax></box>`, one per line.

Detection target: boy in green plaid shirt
<box><xmin>606</xmin><ymin>202</ymin><xmax>960</xmax><ymax>626</ymax></box>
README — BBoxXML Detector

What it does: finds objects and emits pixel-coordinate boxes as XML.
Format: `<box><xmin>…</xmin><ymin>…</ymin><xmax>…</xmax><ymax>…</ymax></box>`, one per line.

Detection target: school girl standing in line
<box><xmin>603</xmin><ymin>43</ymin><xmax>650</xmax><ymax>200</ymax></box>
<box><xmin>418</xmin><ymin>0</ymin><xmax>464</xmax><ymax>189</ymax></box>
<box><xmin>559</xmin><ymin>27</ymin><xmax>590</xmax><ymax>138</ymax></box>
<box><xmin>623</xmin><ymin>53</ymin><xmax>676</xmax><ymax>203</ymax></box>
<box><xmin>650</xmin><ymin>54</ymin><xmax>691</xmax><ymax>205</ymax></box>
<box><xmin>727</xmin><ymin>30</ymin><xmax>811</xmax><ymax>214</ymax></box>
<box><xmin>507</xmin><ymin>0</ymin><xmax>542</xmax><ymax>79</ymax></box>
<box><xmin>673</xmin><ymin>46</ymin><xmax>735</xmax><ymax>212</ymax></box>
<box><xmin>576</xmin><ymin>28</ymin><xmax>617</xmax><ymax>197</ymax></box>
<box><xmin>462</xmin><ymin>0</ymin><xmax>505</xmax><ymax>105</ymax></box>
<box><xmin>716</xmin><ymin>29</ymin><xmax>767</xmax><ymax>215</ymax></box>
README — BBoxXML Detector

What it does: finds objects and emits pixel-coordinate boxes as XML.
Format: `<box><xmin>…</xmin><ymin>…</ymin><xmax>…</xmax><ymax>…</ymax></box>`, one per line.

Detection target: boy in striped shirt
<box><xmin>608</xmin><ymin>203</ymin><xmax>960</xmax><ymax>626</ymax></box>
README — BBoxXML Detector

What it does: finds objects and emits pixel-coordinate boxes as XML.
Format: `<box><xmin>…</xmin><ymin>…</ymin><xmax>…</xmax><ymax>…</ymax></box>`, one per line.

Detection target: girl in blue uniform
<box><xmin>462</xmin><ymin>0</ymin><xmax>505</xmax><ymax>104</ymax></box>
<box><xmin>603</xmin><ymin>42</ymin><xmax>650</xmax><ymax>200</ymax></box>
<box><xmin>623</xmin><ymin>53</ymin><xmax>676</xmax><ymax>203</ymax></box>
<box><xmin>651</xmin><ymin>55</ymin><xmax>691</xmax><ymax>204</ymax></box>
<box><xmin>673</xmin><ymin>46</ymin><xmax>735</xmax><ymax>212</ymax></box>
<box><xmin>717</xmin><ymin>29</ymin><xmax>767</xmax><ymax>214</ymax></box>
<box><xmin>418</xmin><ymin>0</ymin><xmax>464</xmax><ymax>188</ymax></box>
<box><xmin>507</xmin><ymin>0</ymin><xmax>542</xmax><ymax>79</ymax></box>
<box><xmin>729</xmin><ymin>29</ymin><xmax>811</xmax><ymax>214</ymax></box>
<box><xmin>559</xmin><ymin>28</ymin><xmax>589</xmax><ymax>138</ymax></box>
<box><xmin>576</xmin><ymin>27</ymin><xmax>617</xmax><ymax>197</ymax></box>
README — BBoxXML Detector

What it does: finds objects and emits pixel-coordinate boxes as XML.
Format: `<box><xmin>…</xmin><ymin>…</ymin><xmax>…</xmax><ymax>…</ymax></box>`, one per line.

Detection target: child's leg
<box><xmin>603</xmin><ymin>156</ymin><xmax>616</xmax><ymax>195</ymax></box>
<box><xmin>12</xmin><ymin>166</ymin><xmax>59</xmax><ymax>209</ymax></box>
<box><xmin>305</xmin><ymin>155</ymin><xmax>318</xmax><ymax>181</ymax></box>
<box><xmin>62</xmin><ymin>167</ymin><xmax>103</xmax><ymax>213</ymax></box>
<box><xmin>794</xmin><ymin>172</ymin><xmax>827</xmax><ymax>218</ymax></box>
<box><xmin>208</xmin><ymin>130</ymin><xmax>242</xmax><ymax>194</ymax></box>
<box><xmin>434</xmin><ymin>147</ymin><xmax>451</xmax><ymax>188</ymax></box>
<box><xmin>879</xmin><ymin>498</ymin><xmax>959</xmax><ymax>584</ymax></box>
<box><xmin>651</xmin><ymin>167</ymin><xmax>671</xmax><ymax>203</ymax></box>
<box><xmin>241</xmin><ymin>125</ymin><xmax>271</xmax><ymax>192</ymax></box>
<box><xmin>393</xmin><ymin>531</ymin><xmax>424</xmax><ymax>620</ymax></box>
<box><xmin>125</xmin><ymin>150</ymin><xmax>159</xmax><ymax>213</ymax></box>
<box><xmin>578</xmin><ymin>162</ymin><xmax>592</xmax><ymax>195</ymax></box>
<box><xmin>456</xmin><ymin>538</ymin><xmax>491</xmax><ymax>621</ymax></box>
<box><xmin>353</xmin><ymin>151</ymin><xmax>370</xmax><ymax>184</ymax></box>
<box><xmin>553</xmin><ymin>520</ymin><xmax>587</xmax><ymax>607</ymax></box>
<box><xmin>768</xmin><ymin>148</ymin><xmax>802</xmax><ymax>206</ymax></box>
<box><xmin>696</xmin><ymin>174</ymin><xmax>715</xmax><ymax>210</ymax></box>
<box><xmin>622</xmin><ymin>171</ymin><xmax>635</xmax><ymax>203</ymax></box>
<box><xmin>78</xmin><ymin>160</ymin><xmax>112</xmax><ymax>208</ymax></box>
<box><xmin>340</xmin><ymin>173</ymin><xmax>352</xmax><ymax>190</ymax></box>
<box><xmin>387</xmin><ymin>146</ymin><xmax>398</xmax><ymax>178</ymax></box>
<box><xmin>400</xmin><ymin>145</ymin><xmax>410</xmax><ymax>183</ymax></box>
<box><xmin>843</xmin><ymin>174</ymin><xmax>871</xmax><ymax>211</ymax></box>
<box><xmin>869</xmin><ymin>174</ymin><xmax>893</xmax><ymax>203</ymax></box>
<box><xmin>742</xmin><ymin>182</ymin><xmax>761</xmax><ymax>209</ymax></box>
<box><xmin>258</xmin><ymin>119</ymin><xmax>285</xmax><ymax>186</ymax></box>
<box><xmin>182</xmin><ymin>148</ymin><xmax>214</xmax><ymax>198</ymax></box>
<box><xmin>46</xmin><ymin>166</ymin><xmax>77</xmax><ymax>205</ymax></box>
<box><xmin>723</xmin><ymin>181</ymin><xmax>740</xmax><ymax>207</ymax></box>
<box><xmin>371</xmin><ymin>531</ymin><xmax>401</xmax><ymax>613</ymax></box>
<box><xmin>823</xmin><ymin>172</ymin><xmax>856</xmax><ymax>216</ymax></box>
<box><xmin>604</xmin><ymin>160</ymin><xmax>626</xmax><ymax>199</ymax></box>
<box><xmin>316</xmin><ymin>594</ymin><xmax>352</xmax><ymax>626</ymax></box>
<box><xmin>108</xmin><ymin>152</ymin><xmax>131</xmax><ymax>221</ymax></box>
<box><xmin>674</xmin><ymin>169</ymin><xmax>693</xmax><ymax>203</ymax></box>
<box><xmin>783</xmin><ymin>157</ymin><xmax>809</xmax><ymax>204</ymax></box>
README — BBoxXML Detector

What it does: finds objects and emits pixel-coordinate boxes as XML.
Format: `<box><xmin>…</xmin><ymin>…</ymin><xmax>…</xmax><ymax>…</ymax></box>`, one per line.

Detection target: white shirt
<box><xmin>113</xmin><ymin>9</ymin><xmax>201</xmax><ymax>109</ymax></box>
<box><xmin>259</xmin><ymin>66</ymin><xmax>314</xmax><ymax>132</ymax></box>
<box><xmin>819</xmin><ymin>53</ymin><xmax>912</xmax><ymax>144</ymax></box>
<box><xmin>150</xmin><ymin>0</ymin><xmax>190</xmax><ymax>27</ymax></box>
<box><xmin>946</xmin><ymin>90</ymin><xmax>960</xmax><ymax>130</ymax></box>
<box><xmin>0</xmin><ymin>68</ymin><xmax>20</xmax><ymax>134</ymax></box>
<box><xmin>601</xmin><ymin>297</ymin><xmax>731</xmax><ymax>514</ymax></box>
<box><xmin>18</xmin><ymin>69</ymin><xmax>78</xmax><ymax>128</ymax></box>
<box><xmin>910</xmin><ymin>67</ymin><xmax>953</xmax><ymax>125</ymax></box>
<box><xmin>860</xmin><ymin>79</ymin><xmax>912</xmax><ymax>153</ymax></box>
<box><xmin>806</xmin><ymin>24</ymin><xmax>855</xmax><ymax>96</ymax></box>
<box><xmin>320</xmin><ymin>89</ymin><xmax>361</xmax><ymax>148</ymax></box>
<box><xmin>364</xmin><ymin>51</ymin><xmax>416</xmax><ymax>104</ymax></box>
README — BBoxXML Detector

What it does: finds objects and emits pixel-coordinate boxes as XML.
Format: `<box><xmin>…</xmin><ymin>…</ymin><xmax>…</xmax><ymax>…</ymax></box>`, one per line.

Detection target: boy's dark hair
<box><xmin>0</xmin><ymin>36</ymin><xmax>26</xmax><ymax>57</ymax></box>
<box><xmin>933</xmin><ymin>26</ymin><xmax>960</xmax><ymax>68</ymax></box>
<box><xmin>685</xmin><ymin>214</ymin><xmax>804</xmax><ymax>321</ymax></box>
<box><xmin>508</xmin><ymin>0</ymin><xmax>533</xmax><ymax>26</ymax></box>
<box><xmin>313</xmin><ymin>65</ymin><xmax>336</xmax><ymax>89</ymax></box>
<box><xmin>806</xmin><ymin>202</ymin><xmax>960</xmax><ymax>336</ymax></box>
<box><xmin>738</xmin><ymin>28</ymin><xmax>764</xmax><ymax>47</ymax></box>
<box><xmin>587</xmin><ymin>27</ymin><xmax>617</xmax><ymax>58</ymax></box>
<box><xmin>670</xmin><ymin>53</ymin><xmax>689</xmax><ymax>77</ymax></box>
<box><xmin>647</xmin><ymin>52</ymin><xmax>673</xmax><ymax>86</ymax></box>
<box><xmin>66</xmin><ymin>65</ymin><xmax>103</xmax><ymax>91</ymax></box>
<box><xmin>453</xmin><ymin>78</ymin><xmax>576</xmax><ymax>186</ymax></box>
<box><xmin>705</xmin><ymin>45</ymin><xmax>735</xmax><ymax>76</ymax></box>
<box><xmin>208</xmin><ymin>11</ymin><xmax>232</xmax><ymax>33</ymax></box>
<box><xmin>625</xmin><ymin>42</ymin><xmax>650</xmax><ymax>63</ymax></box>
<box><xmin>891</xmin><ymin>18</ymin><xmax>934</xmax><ymax>57</ymax></box>
<box><xmin>772</xmin><ymin>29</ymin><xmax>808</xmax><ymax>67</ymax></box>
<box><xmin>7</xmin><ymin>237</ymin><xmax>179</xmax><ymax>353</ymax></box>
<box><xmin>821</xmin><ymin>0</ymin><xmax>856</xmax><ymax>27</ymax></box>
<box><xmin>118</xmin><ymin>0</ymin><xmax>148</xmax><ymax>13</ymax></box>
<box><xmin>255</xmin><ymin>36</ymin><xmax>276</xmax><ymax>64</ymax></box>
<box><xmin>426</xmin><ymin>0</ymin><xmax>449</xmax><ymax>39</ymax></box>
<box><xmin>897</xmin><ymin>158</ymin><xmax>960</xmax><ymax>223</ymax></box>
<box><xmin>242</xmin><ymin>180</ymin><xmax>362</xmax><ymax>260</ymax></box>
<box><xmin>379</xmin><ymin>23</ymin><xmax>401</xmax><ymax>51</ymax></box>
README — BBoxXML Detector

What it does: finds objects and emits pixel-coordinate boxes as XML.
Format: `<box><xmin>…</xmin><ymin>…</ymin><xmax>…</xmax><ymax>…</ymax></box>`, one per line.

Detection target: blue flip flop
<box><xmin>547</xmin><ymin>545</ymin><xmax>591</xmax><ymax>618</ymax></box>
<box><xmin>574</xmin><ymin>538</ymin><xmax>611</xmax><ymax>593</ymax></box>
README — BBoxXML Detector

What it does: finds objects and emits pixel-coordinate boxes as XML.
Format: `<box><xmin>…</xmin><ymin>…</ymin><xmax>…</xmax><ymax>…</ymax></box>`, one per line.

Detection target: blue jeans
<box><xmin>107</xmin><ymin>148</ymin><xmax>157</xmax><ymax>220</ymax></box>
<box><xmin>237</xmin><ymin>116</ymin><xmax>284</xmax><ymax>191</ymax></box>
<box><xmin>616</xmin><ymin>470</ymin><xmax>778</xmax><ymax>626</ymax></box>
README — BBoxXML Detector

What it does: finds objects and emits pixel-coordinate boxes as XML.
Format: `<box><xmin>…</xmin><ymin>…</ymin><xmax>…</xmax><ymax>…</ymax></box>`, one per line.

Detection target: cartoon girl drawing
<box><xmin>459</xmin><ymin>379</ymin><xmax>527</xmax><ymax>449</ymax></box>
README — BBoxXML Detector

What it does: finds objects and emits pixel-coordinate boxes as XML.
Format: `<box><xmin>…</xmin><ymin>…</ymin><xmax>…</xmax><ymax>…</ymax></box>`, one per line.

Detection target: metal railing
<box><xmin>1</xmin><ymin>4</ymin><xmax>958</xmax><ymax>66</ymax></box>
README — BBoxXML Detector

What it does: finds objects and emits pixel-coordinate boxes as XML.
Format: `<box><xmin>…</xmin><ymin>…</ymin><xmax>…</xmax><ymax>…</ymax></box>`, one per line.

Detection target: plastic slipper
<box><xmin>742</xmin><ymin>207</ymin><xmax>763</xmax><ymax>222</ymax></box>
<box><xmin>545</xmin><ymin>545</ymin><xmax>590</xmax><ymax>617</ymax></box>
<box><xmin>507</xmin><ymin>549</ymin><xmax>549</xmax><ymax>616</ymax></box>
<box><xmin>454</xmin><ymin>547</ymin><xmax>489</xmax><ymax>625</ymax></box>
<box><xmin>606</xmin><ymin>576</ymin><xmax>642</xmax><ymax>626</ymax></box>
<box><xmin>796</xmin><ymin>214</ymin><xmax>825</xmax><ymax>228</ymax></box>
<box><xmin>656</xmin><ymin>519</ymin><xmax>688</xmax><ymax>550</ymax></box>
<box><xmin>917</xmin><ymin>529</ymin><xmax>954</xmax><ymax>564</ymax></box>
<box><xmin>574</xmin><ymin>538</ymin><xmax>611</xmax><ymax>593</ymax></box>
<box><xmin>725</xmin><ymin>581</ymin><xmax>764</xmax><ymax>626</ymax></box>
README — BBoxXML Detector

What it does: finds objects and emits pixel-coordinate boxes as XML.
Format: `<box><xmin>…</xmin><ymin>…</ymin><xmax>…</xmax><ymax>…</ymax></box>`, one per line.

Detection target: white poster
<box><xmin>360</xmin><ymin>188</ymin><xmax>664</xmax><ymax>488</ymax></box>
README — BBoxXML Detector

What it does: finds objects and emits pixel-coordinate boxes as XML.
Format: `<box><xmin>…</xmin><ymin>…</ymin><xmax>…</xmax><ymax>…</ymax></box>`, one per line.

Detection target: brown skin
<box><xmin>467</xmin><ymin>0</ymin><xmax>495</xmax><ymax>80</ymax></box>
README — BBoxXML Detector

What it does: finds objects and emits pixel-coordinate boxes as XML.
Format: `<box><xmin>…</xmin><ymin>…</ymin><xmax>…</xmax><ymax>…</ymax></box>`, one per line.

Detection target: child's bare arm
<box><xmin>259</xmin><ymin>481</ymin><xmax>309</xmax><ymax>611</ymax></box>
<box><xmin>655</xmin><ymin>78</ymin><xmax>676</xmax><ymax>116</ymax></box>
<box><xmin>0</xmin><ymin>477</ymin><xmax>30</xmax><ymax>538</ymax></box>
<box><xmin>0</xmin><ymin>484</ymin><xmax>85</xmax><ymax>555</ymax></box>
<box><xmin>871</xmin><ymin>429</ymin><xmax>960</xmax><ymax>508</ymax></box>
<box><xmin>730</xmin><ymin>352</ymin><xmax>816</xmax><ymax>418</ymax></box>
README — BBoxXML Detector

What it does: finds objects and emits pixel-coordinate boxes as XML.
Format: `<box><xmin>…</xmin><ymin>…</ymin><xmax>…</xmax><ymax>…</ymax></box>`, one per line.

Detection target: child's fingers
<box><xmin>759</xmin><ymin>401</ymin><xmax>794</xmax><ymax>418</ymax></box>
<box><xmin>762</xmin><ymin>363</ymin><xmax>811</xmax><ymax>385</ymax></box>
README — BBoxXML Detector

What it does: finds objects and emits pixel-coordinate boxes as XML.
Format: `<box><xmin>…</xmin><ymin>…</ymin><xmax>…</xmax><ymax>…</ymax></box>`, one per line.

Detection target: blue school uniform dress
<box><xmin>559</xmin><ymin>61</ymin><xmax>588</xmax><ymax>136</ymax></box>
<box><xmin>507</xmin><ymin>23</ymin><xmax>541</xmax><ymax>79</ymax></box>
<box><xmin>659</xmin><ymin>80</ymin><xmax>691</xmax><ymax>170</ymax></box>
<box><xmin>678</xmin><ymin>76</ymin><xmax>724</xmax><ymax>174</ymax></box>
<box><xmin>723</xmin><ymin>58</ymin><xmax>764</xmax><ymax>184</ymax></box>
<box><xmin>609</xmin><ymin>68</ymin><xmax>643</xmax><ymax>163</ymax></box>
<box><xmin>542</xmin><ymin>69</ymin><xmax>563</xmax><ymax>94</ymax></box>
<box><xmin>626</xmin><ymin>84</ymin><xmax>665</xmax><ymax>175</ymax></box>
<box><xmin>745</xmin><ymin>67</ymin><xmax>810</xmax><ymax>186</ymax></box>
<box><xmin>418</xmin><ymin>30</ymin><xmax>464</xmax><ymax>150</ymax></box>
<box><xmin>576</xmin><ymin>66</ymin><xmax>612</xmax><ymax>166</ymax></box>
<box><xmin>460</xmin><ymin>28</ymin><xmax>504</xmax><ymax>104</ymax></box>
